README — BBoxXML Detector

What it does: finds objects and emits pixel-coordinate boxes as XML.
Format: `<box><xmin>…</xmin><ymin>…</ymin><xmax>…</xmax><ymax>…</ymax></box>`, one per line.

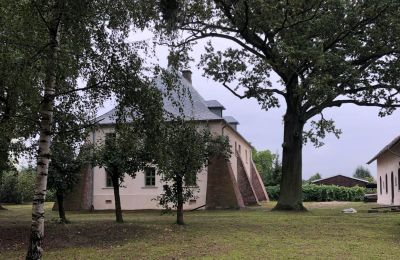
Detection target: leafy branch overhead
<box><xmin>156</xmin><ymin>0</ymin><xmax>400</xmax><ymax>210</ymax></box>
<box><xmin>164</xmin><ymin>0</ymin><xmax>400</xmax><ymax>114</ymax></box>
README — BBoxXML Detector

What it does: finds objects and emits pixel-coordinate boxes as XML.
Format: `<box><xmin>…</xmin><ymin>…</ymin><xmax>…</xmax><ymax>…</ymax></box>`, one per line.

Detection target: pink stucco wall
<box><xmin>376</xmin><ymin>142</ymin><xmax>400</xmax><ymax>205</ymax></box>
<box><xmin>89</xmin><ymin>121</ymin><xmax>256</xmax><ymax>210</ymax></box>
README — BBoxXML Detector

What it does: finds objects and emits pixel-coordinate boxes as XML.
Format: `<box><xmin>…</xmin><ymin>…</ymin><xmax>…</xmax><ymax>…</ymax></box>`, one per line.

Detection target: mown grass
<box><xmin>1</xmin><ymin>202</ymin><xmax>400</xmax><ymax>259</ymax></box>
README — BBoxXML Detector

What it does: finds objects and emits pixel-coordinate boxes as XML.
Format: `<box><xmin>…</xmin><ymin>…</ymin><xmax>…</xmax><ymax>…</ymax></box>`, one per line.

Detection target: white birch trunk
<box><xmin>26</xmin><ymin>24</ymin><xmax>59</xmax><ymax>260</ymax></box>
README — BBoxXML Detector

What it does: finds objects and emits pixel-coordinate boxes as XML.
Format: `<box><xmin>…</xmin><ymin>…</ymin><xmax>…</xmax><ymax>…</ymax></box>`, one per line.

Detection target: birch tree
<box><xmin>1</xmin><ymin>0</ymin><xmax>161</xmax><ymax>258</ymax></box>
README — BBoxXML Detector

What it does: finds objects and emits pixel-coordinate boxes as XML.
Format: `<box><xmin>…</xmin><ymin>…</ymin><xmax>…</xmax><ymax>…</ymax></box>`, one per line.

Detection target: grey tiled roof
<box><xmin>93</xmin><ymin>71</ymin><xmax>257</xmax><ymax>147</ymax></box>
<box><xmin>155</xmin><ymin>74</ymin><xmax>222</xmax><ymax>121</ymax></box>
<box><xmin>205</xmin><ymin>100</ymin><xmax>226</xmax><ymax>109</ymax></box>
<box><xmin>367</xmin><ymin>135</ymin><xmax>400</xmax><ymax>164</ymax></box>
<box><xmin>96</xmin><ymin>108</ymin><xmax>117</xmax><ymax>125</ymax></box>
<box><xmin>223</xmin><ymin>116</ymin><xmax>239</xmax><ymax>125</ymax></box>
<box><xmin>96</xmin><ymin>72</ymin><xmax>222</xmax><ymax>125</ymax></box>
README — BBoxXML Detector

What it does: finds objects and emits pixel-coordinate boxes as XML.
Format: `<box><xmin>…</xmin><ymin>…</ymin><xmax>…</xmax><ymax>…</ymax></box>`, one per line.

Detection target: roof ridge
<box><xmin>311</xmin><ymin>174</ymin><xmax>369</xmax><ymax>183</ymax></box>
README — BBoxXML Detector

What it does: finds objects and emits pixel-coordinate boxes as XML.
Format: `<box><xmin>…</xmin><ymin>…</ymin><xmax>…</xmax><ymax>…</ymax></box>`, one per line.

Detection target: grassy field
<box><xmin>1</xmin><ymin>202</ymin><xmax>400</xmax><ymax>259</ymax></box>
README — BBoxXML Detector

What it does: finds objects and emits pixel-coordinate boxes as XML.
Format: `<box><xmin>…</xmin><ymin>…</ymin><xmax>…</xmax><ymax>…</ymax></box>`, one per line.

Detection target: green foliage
<box><xmin>271</xmin><ymin>154</ymin><xmax>282</xmax><ymax>186</ymax></box>
<box><xmin>252</xmin><ymin>149</ymin><xmax>274</xmax><ymax>185</ymax></box>
<box><xmin>156</xmin><ymin>120</ymin><xmax>231</xmax><ymax>215</ymax></box>
<box><xmin>0</xmin><ymin>169</ymin><xmax>37</xmax><ymax>204</ymax></box>
<box><xmin>266</xmin><ymin>184</ymin><xmax>365</xmax><ymax>202</ymax></box>
<box><xmin>160</xmin><ymin>0</ymin><xmax>400</xmax><ymax>209</ymax></box>
<box><xmin>48</xmin><ymin>141</ymin><xmax>82</xmax><ymax>199</ymax></box>
<box><xmin>93</xmin><ymin>76</ymin><xmax>164</xmax><ymax>223</ymax></box>
<box><xmin>265</xmin><ymin>185</ymin><xmax>280</xmax><ymax>201</ymax></box>
<box><xmin>16</xmin><ymin>169</ymin><xmax>36</xmax><ymax>203</ymax></box>
<box><xmin>0</xmin><ymin>171</ymin><xmax>20</xmax><ymax>203</ymax></box>
<box><xmin>353</xmin><ymin>166</ymin><xmax>374</xmax><ymax>182</ymax></box>
<box><xmin>253</xmin><ymin>149</ymin><xmax>282</xmax><ymax>186</ymax></box>
<box><xmin>94</xmin><ymin>84</ymin><xmax>164</xmax><ymax>184</ymax></box>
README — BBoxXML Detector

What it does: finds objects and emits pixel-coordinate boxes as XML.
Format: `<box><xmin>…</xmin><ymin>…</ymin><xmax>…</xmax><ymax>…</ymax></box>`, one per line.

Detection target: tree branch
<box><xmin>174</xmin><ymin>28</ymin><xmax>266</xmax><ymax>59</ymax></box>
<box><xmin>273</xmin><ymin>0</ymin><xmax>323</xmax><ymax>35</ymax></box>
<box><xmin>306</xmin><ymin>98</ymin><xmax>400</xmax><ymax>120</ymax></box>
<box><xmin>221</xmin><ymin>83</ymin><xmax>246</xmax><ymax>99</ymax></box>
<box><xmin>32</xmin><ymin>0</ymin><xmax>52</xmax><ymax>32</ymax></box>
<box><xmin>323</xmin><ymin>5</ymin><xmax>389</xmax><ymax>52</ymax></box>
<box><xmin>53</xmin><ymin>80</ymin><xmax>109</xmax><ymax>97</ymax></box>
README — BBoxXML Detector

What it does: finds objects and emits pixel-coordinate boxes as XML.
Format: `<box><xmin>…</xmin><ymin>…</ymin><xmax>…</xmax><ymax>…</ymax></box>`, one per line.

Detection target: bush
<box><xmin>266</xmin><ymin>184</ymin><xmax>365</xmax><ymax>202</ymax></box>
<box><xmin>17</xmin><ymin>169</ymin><xmax>36</xmax><ymax>203</ymax></box>
<box><xmin>0</xmin><ymin>172</ymin><xmax>21</xmax><ymax>203</ymax></box>
<box><xmin>266</xmin><ymin>185</ymin><xmax>280</xmax><ymax>201</ymax></box>
<box><xmin>0</xmin><ymin>169</ymin><xmax>55</xmax><ymax>204</ymax></box>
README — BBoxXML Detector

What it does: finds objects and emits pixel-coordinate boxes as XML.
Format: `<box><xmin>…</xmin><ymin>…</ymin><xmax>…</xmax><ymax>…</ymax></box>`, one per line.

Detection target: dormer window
<box><xmin>222</xmin><ymin>116</ymin><xmax>239</xmax><ymax>131</ymax></box>
<box><xmin>205</xmin><ymin>100</ymin><xmax>225</xmax><ymax>117</ymax></box>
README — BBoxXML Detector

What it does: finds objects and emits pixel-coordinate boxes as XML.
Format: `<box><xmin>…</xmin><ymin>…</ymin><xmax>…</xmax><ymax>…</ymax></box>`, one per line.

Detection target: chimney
<box><xmin>181</xmin><ymin>69</ymin><xmax>192</xmax><ymax>84</ymax></box>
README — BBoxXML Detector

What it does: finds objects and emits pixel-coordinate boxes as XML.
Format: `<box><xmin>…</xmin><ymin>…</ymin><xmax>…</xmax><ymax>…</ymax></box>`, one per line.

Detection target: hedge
<box><xmin>0</xmin><ymin>171</ymin><xmax>55</xmax><ymax>204</ymax></box>
<box><xmin>266</xmin><ymin>184</ymin><xmax>365</xmax><ymax>202</ymax></box>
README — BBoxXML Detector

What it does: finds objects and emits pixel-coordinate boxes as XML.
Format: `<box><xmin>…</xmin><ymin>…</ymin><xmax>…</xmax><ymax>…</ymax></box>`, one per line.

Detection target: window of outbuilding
<box><xmin>106</xmin><ymin>170</ymin><xmax>113</xmax><ymax>187</ymax></box>
<box><xmin>145</xmin><ymin>167</ymin><xmax>156</xmax><ymax>186</ymax></box>
<box><xmin>385</xmin><ymin>174</ymin><xmax>388</xmax><ymax>194</ymax></box>
<box><xmin>185</xmin><ymin>173</ymin><xmax>197</xmax><ymax>187</ymax></box>
<box><xmin>380</xmin><ymin>176</ymin><xmax>382</xmax><ymax>195</ymax></box>
<box><xmin>398</xmin><ymin>169</ymin><xmax>400</xmax><ymax>190</ymax></box>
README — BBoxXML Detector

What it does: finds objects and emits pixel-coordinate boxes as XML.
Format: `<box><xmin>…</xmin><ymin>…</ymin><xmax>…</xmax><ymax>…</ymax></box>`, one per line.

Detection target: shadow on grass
<box><xmin>0</xmin><ymin>220</ymin><xmax>154</xmax><ymax>251</ymax></box>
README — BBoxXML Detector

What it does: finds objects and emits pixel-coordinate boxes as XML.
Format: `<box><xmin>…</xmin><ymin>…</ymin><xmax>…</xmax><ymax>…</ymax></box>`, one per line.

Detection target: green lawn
<box><xmin>1</xmin><ymin>202</ymin><xmax>400</xmax><ymax>259</ymax></box>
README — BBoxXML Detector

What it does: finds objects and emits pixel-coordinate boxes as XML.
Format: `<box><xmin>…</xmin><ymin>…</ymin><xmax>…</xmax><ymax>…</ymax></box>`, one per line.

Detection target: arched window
<box><xmin>385</xmin><ymin>174</ymin><xmax>388</xmax><ymax>194</ymax></box>
<box><xmin>398</xmin><ymin>169</ymin><xmax>400</xmax><ymax>191</ymax></box>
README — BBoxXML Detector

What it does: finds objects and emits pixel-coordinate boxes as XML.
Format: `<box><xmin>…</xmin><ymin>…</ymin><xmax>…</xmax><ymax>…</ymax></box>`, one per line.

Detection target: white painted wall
<box><xmin>89</xmin><ymin>120</ymin><xmax>253</xmax><ymax>210</ymax></box>
<box><xmin>376</xmin><ymin>142</ymin><xmax>400</xmax><ymax>205</ymax></box>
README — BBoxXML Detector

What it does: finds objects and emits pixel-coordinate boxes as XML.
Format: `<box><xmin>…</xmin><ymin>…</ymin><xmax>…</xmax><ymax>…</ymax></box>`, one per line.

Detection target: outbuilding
<box><xmin>311</xmin><ymin>175</ymin><xmax>369</xmax><ymax>188</ymax></box>
<box><xmin>367</xmin><ymin>136</ymin><xmax>400</xmax><ymax>205</ymax></box>
<box><xmin>60</xmin><ymin>70</ymin><xmax>269</xmax><ymax>211</ymax></box>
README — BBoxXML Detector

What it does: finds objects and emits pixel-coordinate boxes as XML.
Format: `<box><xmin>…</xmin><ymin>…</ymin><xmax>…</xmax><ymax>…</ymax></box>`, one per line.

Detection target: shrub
<box><xmin>17</xmin><ymin>169</ymin><xmax>36</xmax><ymax>203</ymax></box>
<box><xmin>0</xmin><ymin>171</ymin><xmax>21</xmax><ymax>203</ymax></box>
<box><xmin>266</xmin><ymin>185</ymin><xmax>280</xmax><ymax>201</ymax></box>
<box><xmin>0</xmin><ymin>169</ymin><xmax>55</xmax><ymax>204</ymax></box>
<box><xmin>266</xmin><ymin>184</ymin><xmax>365</xmax><ymax>202</ymax></box>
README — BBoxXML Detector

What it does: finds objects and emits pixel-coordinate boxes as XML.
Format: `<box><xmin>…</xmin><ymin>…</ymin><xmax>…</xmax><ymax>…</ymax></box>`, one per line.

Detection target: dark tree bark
<box><xmin>0</xmin><ymin>146</ymin><xmax>10</xmax><ymax>210</ymax></box>
<box><xmin>274</xmin><ymin>91</ymin><xmax>306</xmax><ymax>211</ymax></box>
<box><xmin>0</xmin><ymin>101</ymin><xmax>12</xmax><ymax>211</ymax></box>
<box><xmin>111</xmin><ymin>172</ymin><xmax>123</xmax><ymax>223</ymax></box>
<box><xmin>56</xmin><ymin>191</ymin><xmax>68</xmax><ymax>223</ymax></box>
<box><xmin>176</xmin><ymin>174</ymin><xmax>184</xmax><ymax>225</ymax></box>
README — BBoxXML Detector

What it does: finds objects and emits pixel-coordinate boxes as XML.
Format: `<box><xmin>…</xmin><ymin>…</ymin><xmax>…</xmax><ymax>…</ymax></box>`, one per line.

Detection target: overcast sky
<box><xmin>100</xmin><ymin>34</ymin><xmax>400</xmax><ymax>180</ymax></box>
<box><xmin>190</xmin><ymin>66</ymin><xmax>400</xmax><ymax>180</ymax></box>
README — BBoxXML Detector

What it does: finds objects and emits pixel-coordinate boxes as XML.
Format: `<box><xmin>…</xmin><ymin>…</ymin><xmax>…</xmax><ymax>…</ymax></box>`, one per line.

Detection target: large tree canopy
<box><xmin>159</xmin><ymin>0</ymin><xmax>400</xmax><ymax>210</ymax></box>
<box><xmin>1</xmin><ymin>0</ymin><xmax>163</xmax><ymax>258</ymax></box>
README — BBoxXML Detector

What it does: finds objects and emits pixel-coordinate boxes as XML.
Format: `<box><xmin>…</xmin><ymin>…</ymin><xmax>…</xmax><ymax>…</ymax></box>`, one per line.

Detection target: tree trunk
<box><xmin>26</xmin><ymin>24</ymin><xmax>59</xmax><ymax>260</ymax></box>
<box><xmin>0</xmin><ymin>111</ymin><xmax>11</xmax><ymax>211</ymax></box>
<box><xmin>274</xmin><ymin>106</ymin><xmax>306</xmax><ymax>211</ymax></box>
<box><xmin>56</xmin><ymin>191</ymin><xmax>68</xmax><ymax>223</ymax></box>
<box><xmin>111</xmin><ymin>173</ymin><xmax>123</xmax><ymax>223</ymax></box>
<box><xmin>176</xmin><ymin>175</ymin><xmax>184</xmax><ymax>225</ymax></box>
